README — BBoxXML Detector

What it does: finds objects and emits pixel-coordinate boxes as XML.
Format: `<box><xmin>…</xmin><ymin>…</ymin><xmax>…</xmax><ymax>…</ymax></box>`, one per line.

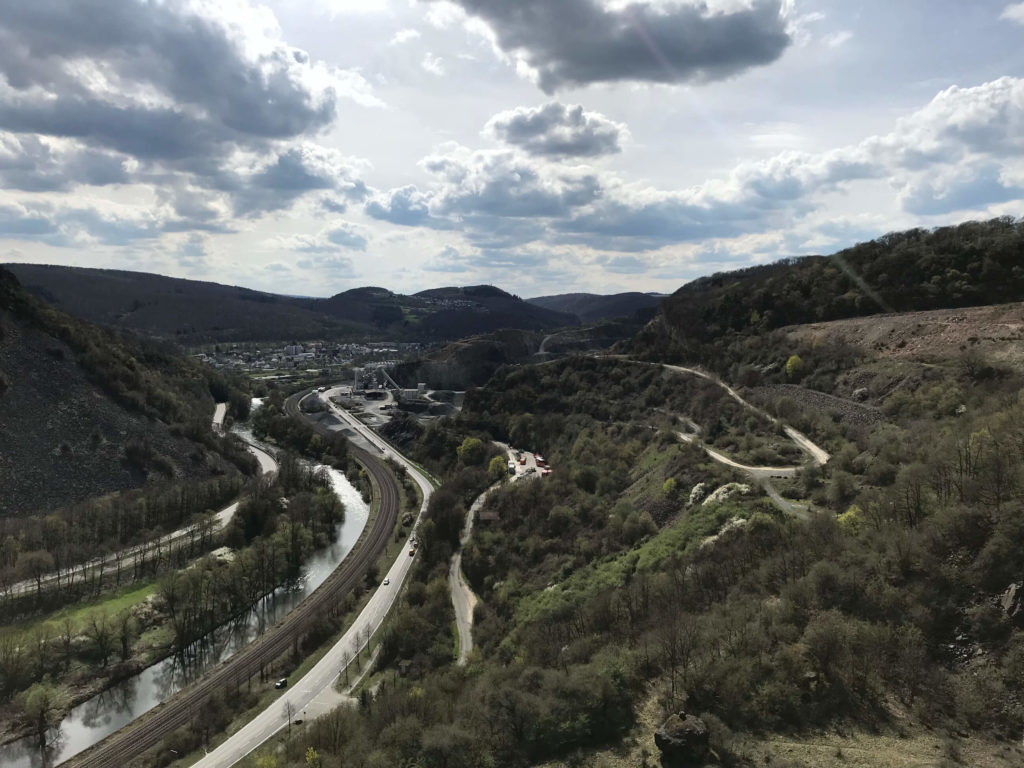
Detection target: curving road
<box><xmin>68</xmin><ymin>396</ymin><xmax>403</xmax><ymax>768</ymax></box>
<box><xmin>652</xmin><ymin>362</ymin><xmax>826</xmax><ymax>519</ymax></box>
<box><xmin>185</xmin><ymin>390</ymin><xmax>434</xmax><ymax>768</ymax></box>
<box><xmin>657</xmin><ymin>363</ymin><xmax>830</xmax><ymax>467</ymax></box>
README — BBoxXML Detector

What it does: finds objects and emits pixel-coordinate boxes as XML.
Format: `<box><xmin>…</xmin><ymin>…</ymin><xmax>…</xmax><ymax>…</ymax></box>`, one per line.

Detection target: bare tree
<box><xmin>59</xmin><ymin>617</ymin><xmax>76</xmax><ymax>670</ymax></box>
<box><xmin>116</xmin><ymin>611</ymin><xmax>137</xmax><ymax>662</ymax></box>
<box><xmin>86</xmin><ymin>612</ymin><xmax>114</xmax><ymax>667</ymax></box>
<box><xmin>284</xmin><ymin>698</ymin><xmax>294</xmax><ymax>737</ymax></box>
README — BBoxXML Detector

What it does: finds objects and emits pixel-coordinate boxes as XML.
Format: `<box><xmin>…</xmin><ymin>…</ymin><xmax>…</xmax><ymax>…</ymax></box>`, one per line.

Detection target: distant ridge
<box><xmin>528</xmin><ymin>291</ymin><xmax>664</xmax><ymax>323</ymax></box>
<box><xmin>3</xmin><ymin>264</ymin><xmax>578</xmax><ymax>344</ymax></box>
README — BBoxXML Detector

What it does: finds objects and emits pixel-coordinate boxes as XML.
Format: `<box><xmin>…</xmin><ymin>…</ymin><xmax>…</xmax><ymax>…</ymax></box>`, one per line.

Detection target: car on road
<box><xmin>275</xmin><ymin>678</ymin><xmax>288</xmax><ymax>689</ymax></box>
<box><xmin>382</xmin><ymin>578</ymin><xmax>390</xmax><ymax>586</ymax></box>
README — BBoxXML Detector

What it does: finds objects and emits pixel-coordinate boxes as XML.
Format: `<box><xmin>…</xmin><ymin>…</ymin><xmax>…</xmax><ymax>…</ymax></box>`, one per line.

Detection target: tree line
<box><xmin>633</xmin><ymin>216</ymin><xmax>1024</xmax><ymax>366</ymax></box>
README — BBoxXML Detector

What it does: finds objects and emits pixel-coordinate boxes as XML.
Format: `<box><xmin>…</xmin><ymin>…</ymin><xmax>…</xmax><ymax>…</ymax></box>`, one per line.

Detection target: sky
<box><xmin>1</xmin><ymin>1</ymin><xmax>1023</xmax><ymax>298</ymax></box>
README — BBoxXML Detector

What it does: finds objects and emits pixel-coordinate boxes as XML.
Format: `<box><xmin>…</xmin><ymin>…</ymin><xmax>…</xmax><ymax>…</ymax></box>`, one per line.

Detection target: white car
<box><xmin>382</xmin><ymin>578</ymin><xmax>390</xmax><ymax>586</ymax></box>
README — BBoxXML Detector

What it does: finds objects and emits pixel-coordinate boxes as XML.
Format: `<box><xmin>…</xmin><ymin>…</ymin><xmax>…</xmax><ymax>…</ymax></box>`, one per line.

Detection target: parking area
<box><xmin>503</xmin><ymin>445</ymin><xmax>552</xmax><ymax>481</ymax></box>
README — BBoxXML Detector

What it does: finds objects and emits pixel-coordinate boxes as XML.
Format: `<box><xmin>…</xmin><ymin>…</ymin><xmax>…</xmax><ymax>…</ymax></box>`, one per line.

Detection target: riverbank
<box><xmin>0</xmin><ymin>460</ymin><xmax>367</xmax><ymax>768</ymax></box>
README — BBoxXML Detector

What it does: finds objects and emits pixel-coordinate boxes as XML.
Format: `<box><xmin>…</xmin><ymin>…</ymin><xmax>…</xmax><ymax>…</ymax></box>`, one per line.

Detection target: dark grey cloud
<box><xmin>0</xmin><ymin>1</ymin><xmax>336</xmax><ymax>143</ymax></box>
<box><xmin>367</xmin><ymin>148</ymin><xmax>600</xmax><ymax>247</ymax></box>
<box><xmin>459</xmin><ymin>215</ymin><xmax>548</xmax><ymax>249</ymax></box>
<box><xmin>0</xmin><ymin>201</ymin><xmax>168</xmax><ymax>247</ymax></box>
<box><xmin>224</xmin><ymin>148</ymin><xmax>336</xmax><ymax>216</ymax></box>
<box><xmin>283</xmin><ymin>222</ymin><xmax>367</xmax><ymax>253</ymax></box>
<box><xmin>550</xmin><ymin>196</ymin><xmax>764</xmax><ymax>251</ymax></box>
<box><xmin>60</xmin><ymin>208</ymin><xmax>161</xmax><ymax>245</ymax></box>
<box><xmin>326</xmin><ymin>225</ymin><xmax>368</xmax><ymax>251</ymax></box>
<box><xmin>183</xmin><ymin>145</ymin><xmax>370</xmax><ymax>217</ymax></box>
<box><xmin>365</xmin><ymin>186</ymin><xmax>456</xmax><ymax>229</ymax></box>
<box><xmin>423</xmin><ymin>147</ymin><xmax>603</xmax><ymax>218</ymax></box>
<box><xmin>437</xmin><ymin>0</ymin><xmax>791</xmax><ymax>93</ymax></box>
<box><xmin>321</xmin><ymin>197</ymin><xmax>349</xmax><ymax>214</ymax></box>
<box><xmin>0</xmin><ymin>0</ymin><xmax>373</xmax><ymax>228</ymax></box>
<box><xmin>486</xmin><ymin>103</ymin><xmax>626</xmax><ymax>158</ymax></box>
<box><xmin>0</xmin><ymin>204</ymin><xmax>62</xmax><ymax>241</ymax></box>
<box><xmin>0</xmin><ymin>133</ymin><xmax>128</xmax><ymax>192</ymax></box>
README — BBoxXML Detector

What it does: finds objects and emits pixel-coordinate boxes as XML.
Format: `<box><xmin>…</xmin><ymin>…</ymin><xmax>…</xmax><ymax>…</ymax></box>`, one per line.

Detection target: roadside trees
<box><xmin>488</xmin><ymin>456</ymin><xmax>508</xmax><ymax>484</ymax></box>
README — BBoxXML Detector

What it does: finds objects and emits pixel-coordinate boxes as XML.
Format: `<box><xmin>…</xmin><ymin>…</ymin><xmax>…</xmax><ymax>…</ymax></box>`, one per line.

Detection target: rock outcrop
<box><xmin>655</xmin><ymin>711</ymin><xmax>710</xmax><ymax>767</ymax></box>
<box><xmin>688</xmin><ymin>482</ymin><xmax>707</xmax><ymax>506</ymax></box>
<box><xmin>701</xmin><ymin>482</ymin><xmax>750</xmax><ymax>507</ymax></box>
<box><xmin>1001</xmin><ymin>583</ymin><xmax>1024</xmax><ymax>627</ymax></box>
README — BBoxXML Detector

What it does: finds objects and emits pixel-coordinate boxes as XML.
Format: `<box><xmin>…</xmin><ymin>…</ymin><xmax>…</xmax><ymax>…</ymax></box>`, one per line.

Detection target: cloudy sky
<box><xmin>1</xmin><ymin>0</ymin><xmax>1023</xmax><ymax>297</ymax></box>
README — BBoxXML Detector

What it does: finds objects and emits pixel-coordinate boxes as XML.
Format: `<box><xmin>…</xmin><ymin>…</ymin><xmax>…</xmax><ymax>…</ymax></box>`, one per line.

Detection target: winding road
<box><xmin>653</xmin><ymin>362</ymin><xmax>828</xmax><ymax>517</ymax></box>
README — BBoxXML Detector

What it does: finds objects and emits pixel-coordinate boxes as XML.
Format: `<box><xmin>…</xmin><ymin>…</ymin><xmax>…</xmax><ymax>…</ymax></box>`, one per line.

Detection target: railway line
<box><xmin>68</xmin><ymin>390</ymin><xmax>400</xmax><ymax>768</ymax></box>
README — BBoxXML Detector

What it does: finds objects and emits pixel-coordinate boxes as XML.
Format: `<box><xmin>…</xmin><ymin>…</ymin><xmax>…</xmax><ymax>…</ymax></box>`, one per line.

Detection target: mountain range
<box><xmin>3</xmin><ymin>265</ymin><xmax>597</xmax><ymax>344</ymax></box>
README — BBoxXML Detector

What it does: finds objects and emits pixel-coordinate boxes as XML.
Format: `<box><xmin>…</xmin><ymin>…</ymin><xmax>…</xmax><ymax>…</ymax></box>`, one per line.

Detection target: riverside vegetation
<box><xmin>0</xmin><ymin>448</ymin><xmax>346</xmax><ymax>747</ymax></box>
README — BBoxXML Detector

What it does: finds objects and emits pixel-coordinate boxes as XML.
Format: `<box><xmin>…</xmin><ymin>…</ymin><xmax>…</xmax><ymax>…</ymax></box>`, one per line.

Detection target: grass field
<box><xmin>0</xmin><ymin>580</ymin><xmax>159</xmax><ymax>640</ymax></box>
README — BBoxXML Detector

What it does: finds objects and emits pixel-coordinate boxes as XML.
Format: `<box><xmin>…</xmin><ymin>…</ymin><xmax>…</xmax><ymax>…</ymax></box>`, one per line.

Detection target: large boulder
<box><xmin>1001</xmin><ymin>583</ymin><xmax>1024</xmax><ymax>627</ymax></box>
<box><xmin>701</xmin><ymin>482</ymin><xmax>750</xmax><ymax>507</ymax></box>
<box><xmin>655</xmin><ymin>711</ymin><xmax>710</xmax><ymax>767</ymax></box>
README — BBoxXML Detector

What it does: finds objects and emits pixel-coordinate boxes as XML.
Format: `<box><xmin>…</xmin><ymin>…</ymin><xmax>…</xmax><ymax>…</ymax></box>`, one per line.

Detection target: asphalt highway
<box><xmin>188</xmin><ymin>390</ymin><xmax>434</xmax><ymax>767</ymax></box>
<box><xmin>68</xmin><ymin>395</ymin><xmax>403</xmax><ymax>768</ymax></box>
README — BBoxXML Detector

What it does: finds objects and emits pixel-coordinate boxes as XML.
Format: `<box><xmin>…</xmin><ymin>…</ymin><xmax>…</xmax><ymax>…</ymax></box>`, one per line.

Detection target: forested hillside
<box><xmin>4</xmin><ymin>263</ymin><xmax>361</xmax><ymax>344</ymax></box>
<box><xmin>310</xmin><ymin>284</ymin><xmax>578</xmax><ymax>341</ymax></box>
<box><xmin>0</xmin><ymin>267</ymin><xmax>254</xmax><ymax>517</ymax></box>
<box><xmin>4</xmin><ymin>265</ymin><xmax>578</xmax><ymax>344</ymax></box>
<box><xmin>633</xmin><ymin>217</ymin><xmax>1024</xmax><ymax>365</ymax></box>
<box><xmin>252</xmin><ymin>345</ymin><xmax>1024</xmax><ymax>766</ymax></box>
<box><xmin>528</xmin><ymin>291</ymin><xmax>663</xmax><ymax>323</ymax></box>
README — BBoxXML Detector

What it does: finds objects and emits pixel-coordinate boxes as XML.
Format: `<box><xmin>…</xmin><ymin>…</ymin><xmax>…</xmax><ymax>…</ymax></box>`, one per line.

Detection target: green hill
<box><xmin>0</xmin><ymin>267</ymin><xmax>253</xmax><ymax>517</ymax></box>
<box><xmin>633</xmin><ymin>216</ymin><xmax>1024</xmax><ymax>364</ymax></box>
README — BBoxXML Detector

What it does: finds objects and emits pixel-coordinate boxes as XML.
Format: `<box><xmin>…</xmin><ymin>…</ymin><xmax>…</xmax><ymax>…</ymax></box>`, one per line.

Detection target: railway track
<box><xmin>68</xmin><ymin>391</ymin><xmax>399</xmax><ymax>768</ymax></box>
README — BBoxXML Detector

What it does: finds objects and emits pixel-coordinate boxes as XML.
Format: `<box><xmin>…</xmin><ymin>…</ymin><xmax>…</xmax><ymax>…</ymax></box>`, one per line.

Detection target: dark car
<box><xmin>275</xmin><ymin>678</ymin><xmax>288</xmax><ymax>689</ymax></box>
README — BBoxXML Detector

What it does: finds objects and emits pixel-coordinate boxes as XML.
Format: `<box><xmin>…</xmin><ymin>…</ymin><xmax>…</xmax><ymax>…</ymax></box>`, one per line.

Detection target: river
<box><xmin>0</xmin><ymin>442</ymin><xmax>369</xmax><ymax>768</ymax></box>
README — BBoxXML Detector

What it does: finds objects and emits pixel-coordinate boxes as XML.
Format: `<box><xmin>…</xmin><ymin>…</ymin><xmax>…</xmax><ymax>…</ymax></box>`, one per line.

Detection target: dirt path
<box><xmin>661</xmin><ymin>363</ymin><xmax>830</xmax><ymax>465</ymax></box>
<box><xmin>450</xmin><ymin>483</ymin><xmax>496</xmax><ymax>665</ymax></box>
